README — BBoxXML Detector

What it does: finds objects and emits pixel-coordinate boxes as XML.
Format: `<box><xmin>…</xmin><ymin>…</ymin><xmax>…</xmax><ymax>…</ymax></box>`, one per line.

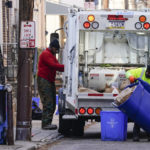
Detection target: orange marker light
<box><xmin>95</xmin><ymin>107</ymin><xmax>101</xmax><ymax>115</ymax></box>
<box><xmin>139</xmin><ymin>15</ymin><xmax>146</xmax><ymax>22</ymax></box>
<box><xmin>88</xmin><ymin>15</ymin><xmax>95</xmax><ymax>22</ymax></box>
<box><xmin>83</xmin><ymin>22</ymin><xmax>90</xmax><ymax>28</ymax></box>
<box><xmin>143</xmin><ymin>22</ymin><xmax>150</xmax><ymax>30</ymax></box>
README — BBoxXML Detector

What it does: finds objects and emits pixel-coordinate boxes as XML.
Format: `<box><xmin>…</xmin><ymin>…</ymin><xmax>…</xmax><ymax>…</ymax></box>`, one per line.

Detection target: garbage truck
<box><xmin>58</xmin><ymin>8</ymin><xmax>150</xmax><ymax>136</ymax></box>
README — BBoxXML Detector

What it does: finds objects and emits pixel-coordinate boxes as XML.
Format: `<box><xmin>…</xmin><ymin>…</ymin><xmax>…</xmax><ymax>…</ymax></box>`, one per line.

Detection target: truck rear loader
<box><xmin>57</xmin><ymin>8</ymin><xmax>150</xmax><ymax>136</ymax></box>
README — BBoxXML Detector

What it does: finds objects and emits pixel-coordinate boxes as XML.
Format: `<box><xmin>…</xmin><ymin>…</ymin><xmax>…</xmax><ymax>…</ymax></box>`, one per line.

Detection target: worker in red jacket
<box><xmin>37</xmin><ymin>39</ymin><xmax>64</xmax><ymax>130</ymax></box>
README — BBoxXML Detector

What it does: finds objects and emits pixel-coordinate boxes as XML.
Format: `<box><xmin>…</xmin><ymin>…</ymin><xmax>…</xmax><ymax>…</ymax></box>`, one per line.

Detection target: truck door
<box><xmin>67</xmin><ymin>13</ymin><xmax>78</xmax><ymax>98</ymax></box>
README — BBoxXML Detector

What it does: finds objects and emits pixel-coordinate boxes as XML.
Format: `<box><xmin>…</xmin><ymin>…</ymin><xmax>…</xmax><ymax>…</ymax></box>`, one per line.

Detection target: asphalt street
<box><xmin>38</xmin><ymin>122</ymin><xmax>150</xmax><ymax>150</ymax></box>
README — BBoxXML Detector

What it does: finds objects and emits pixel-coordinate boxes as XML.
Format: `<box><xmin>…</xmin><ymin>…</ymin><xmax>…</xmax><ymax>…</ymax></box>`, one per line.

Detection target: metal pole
<box><xmin>33</xmin><ymin>47</ymin><xmax>38</xmax><ymax>97</ymax></box>
<box><xmin>16</xmin><ymin>0</ymin><xmax>34</xmax><ymax>141</ymax></box>
<box><xmin>6</xmin><ymin>84</ymin><xmax>14</xmax><ymax>145</ymax></box>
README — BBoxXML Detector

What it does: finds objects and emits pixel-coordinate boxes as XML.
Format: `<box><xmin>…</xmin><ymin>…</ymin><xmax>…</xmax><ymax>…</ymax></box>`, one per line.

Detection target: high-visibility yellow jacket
<box><xmin>126</xmin><ymin>68</ymin><xmax>150</xmax><ymax>84</ymax></box>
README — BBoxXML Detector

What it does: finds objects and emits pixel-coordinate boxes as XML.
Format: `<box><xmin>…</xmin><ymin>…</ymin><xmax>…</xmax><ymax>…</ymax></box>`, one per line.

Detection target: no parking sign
<box><xmin>20</xmin><ymin>21</ymin><xmax>36</xmax><ymax>48</ymax></box>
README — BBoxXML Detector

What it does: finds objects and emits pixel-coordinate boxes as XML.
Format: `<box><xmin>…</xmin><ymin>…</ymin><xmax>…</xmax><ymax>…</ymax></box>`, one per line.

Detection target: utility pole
<box><xmin>16</xmin><ymin>0</ymin><xmax>34</xmax><ymax>141</ymax></box>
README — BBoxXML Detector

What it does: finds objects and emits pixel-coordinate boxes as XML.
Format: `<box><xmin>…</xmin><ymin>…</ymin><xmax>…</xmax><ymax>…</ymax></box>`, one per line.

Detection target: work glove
<box><xmin>129</xmin><ymin>76</ymin><xmax>136</xmax><ymax>83</ymax></box>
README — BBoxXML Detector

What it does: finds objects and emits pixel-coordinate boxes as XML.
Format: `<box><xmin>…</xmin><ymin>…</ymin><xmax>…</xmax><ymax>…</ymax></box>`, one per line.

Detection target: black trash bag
<box><xmin>32</xmin><ymin>101</ymin><xmax>43</xmax><ymax>120</ymax></box>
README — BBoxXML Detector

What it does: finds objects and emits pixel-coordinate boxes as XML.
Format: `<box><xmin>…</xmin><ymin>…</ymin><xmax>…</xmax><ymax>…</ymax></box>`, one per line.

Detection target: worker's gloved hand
<box><xmin>129</xmin><ymin>76</ymin><xmax>136</xmax><ymax>83</ymax></box>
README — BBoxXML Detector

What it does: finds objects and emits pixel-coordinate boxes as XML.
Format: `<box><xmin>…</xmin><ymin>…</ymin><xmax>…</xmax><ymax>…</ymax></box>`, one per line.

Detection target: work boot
<box><xmin>133</xmin><ymin>123</ymin><xmax>140</xmax><ymax>142</ymax></box>
<box><xmin>147</xmin><ymin>133</ymin><xmax>150</xmax><ymax>141</ymax></box>
<box><xmin>133</xmin><ymin>135</ymin><xmax>139</xmax><ymax>142</ymax></box>
<box><xmin>42</xmin><ymin>124</ymin><xmax>57</xmax><ymax>130</ymax></box>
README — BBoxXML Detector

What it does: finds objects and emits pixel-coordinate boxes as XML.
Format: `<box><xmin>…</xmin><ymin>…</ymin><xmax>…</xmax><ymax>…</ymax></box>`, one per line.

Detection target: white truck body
<box><xmin>58</xmin><ymin>9</ymin><xmax>150</xmax><ymax>136</ymax></box>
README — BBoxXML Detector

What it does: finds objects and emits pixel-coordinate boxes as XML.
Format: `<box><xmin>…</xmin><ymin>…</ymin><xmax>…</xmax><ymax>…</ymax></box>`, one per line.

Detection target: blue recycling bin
<box><xmin>118</xmin><ymin>78</ymin><xmax>150</xmax><ymax>133</ymax></box>
<box><xmin>32</xmin><ymin>97</ymin><xmax>40</xmax><ymax>109</ymax></box>
<box><xmin>55</xmin><ymin>95</ymin><xmax>59</xmax><ymax>115</ymax></box>
<box><xmin>0</xmin><ymin>85</ymin><xmax>7</xmax><ymax>144</ymax></box>
<box><xmin>101</xmin><ymin>111</ymin><xmax>128</xmax><ymax>141</ymax></box>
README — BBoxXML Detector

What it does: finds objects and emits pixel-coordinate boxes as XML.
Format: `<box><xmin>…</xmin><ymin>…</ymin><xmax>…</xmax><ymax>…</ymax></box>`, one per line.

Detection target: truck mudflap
<box><xmin>58</xmin><ymin>114</ymin><xmax>85</xmax><ymax>136</ymax></box>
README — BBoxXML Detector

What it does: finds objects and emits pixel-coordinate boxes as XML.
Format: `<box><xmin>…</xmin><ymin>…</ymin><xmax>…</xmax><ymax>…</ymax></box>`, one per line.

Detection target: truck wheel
<box><xmin>72</xmin><ymin>119</ymin><xmax>84</xmax><ymax>136</ymax></box>
<box><xmin>58</xmin><ymin>114</ymin><xmax>71</xmax><ymax>136</ymax></box>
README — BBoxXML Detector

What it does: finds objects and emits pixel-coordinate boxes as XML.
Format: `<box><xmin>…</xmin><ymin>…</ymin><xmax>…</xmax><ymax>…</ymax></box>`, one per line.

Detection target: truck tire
<box><xmin>72</xmin><ymin>119</ymin><xmax>84</xmax><ymax>136</ymax></box>
<box><xmin>58</xmin><ymin>114</ymin><xmax>71</xmax><ymax>136</ymax></box>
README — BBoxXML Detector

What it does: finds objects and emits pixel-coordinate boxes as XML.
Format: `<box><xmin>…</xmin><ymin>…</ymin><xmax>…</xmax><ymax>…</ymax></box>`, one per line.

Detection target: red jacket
<box><xmin>37</xmin><ymin>48</ymin><xmax>64</xmax><ymax>82</ymax></box>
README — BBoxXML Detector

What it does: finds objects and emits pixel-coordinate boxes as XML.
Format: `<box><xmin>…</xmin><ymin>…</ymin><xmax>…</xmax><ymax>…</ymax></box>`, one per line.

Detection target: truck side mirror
<box><xmin>50</xmin><ymin>33</ymin><xmax>59</xmax><ymax>42</ymax></box>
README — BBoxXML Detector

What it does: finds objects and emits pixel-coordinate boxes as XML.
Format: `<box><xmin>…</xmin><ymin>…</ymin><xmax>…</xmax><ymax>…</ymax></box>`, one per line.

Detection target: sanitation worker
<box><xmin>126</xmin><ymin>65</ymin><xmax>150</xmax><ymax>141</ymax></box>
<box><xmin>37</xmin><ymin>39</ymin><xmax>64</xmax><ymax>130</ymax></box>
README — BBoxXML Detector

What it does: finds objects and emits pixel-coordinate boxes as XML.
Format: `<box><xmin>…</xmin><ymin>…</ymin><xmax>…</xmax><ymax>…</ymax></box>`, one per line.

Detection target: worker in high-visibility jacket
<box><xmin>126</xmin><ymin>65</ymin><xmax>150</xmax><ymax>142</ymax></box>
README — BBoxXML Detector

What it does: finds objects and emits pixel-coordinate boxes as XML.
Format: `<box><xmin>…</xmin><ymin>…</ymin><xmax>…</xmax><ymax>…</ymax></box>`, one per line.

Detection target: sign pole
<box><xmin>16</xmin><ymin>0</ymin><xmax>34</xmax><ymax>141</ymax></box>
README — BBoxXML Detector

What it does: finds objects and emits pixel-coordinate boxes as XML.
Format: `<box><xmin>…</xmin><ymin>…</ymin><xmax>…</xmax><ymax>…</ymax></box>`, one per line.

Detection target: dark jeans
<box><xmin>133</xmin><ymin>123</ymin><xmax>150</xmax><ymax>139</ymax></box>
<box><xmin>133</xmin><ymin>123</ymin><xmax>140</xmax><ymax>137</ymax></box>
<box><xmin>37</xmin><ymin>76</ymin><xmax>56</xmax><ymax>127</ymax></box>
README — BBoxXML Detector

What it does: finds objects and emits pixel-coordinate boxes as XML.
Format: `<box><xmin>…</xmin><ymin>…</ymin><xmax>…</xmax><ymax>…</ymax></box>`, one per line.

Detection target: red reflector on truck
<box><xmin>143</xmin><ymin>22</ymin><xmax>150</xmax><ymax>30</ymax></box>
<box><xmin>79</xmin><ymin>107</ymin><xmax>86</xmax><ymax>114</ymax></box>
<box><xmin>87</xmin><ymin>107</ymin><xmax>94</xmax><ymax>114</ymax></box>
<box><xmin>88</xmin><ymin>93</ymin><xmax>104</xmax><ymax>96</ymax></box>
<box><xmin>113</xmin><ymin>94</ymin><xmax>118</xmax><ymax>97</ymax></box>
<box><xmin>83</xmin><ymin>21</ymin><xmax>90</xmax><ymax>28</ymax></box>
<box><xmin>107</xmin><ymin>15</ymin><xmax>128</xmax><ymax>21</ymax></box>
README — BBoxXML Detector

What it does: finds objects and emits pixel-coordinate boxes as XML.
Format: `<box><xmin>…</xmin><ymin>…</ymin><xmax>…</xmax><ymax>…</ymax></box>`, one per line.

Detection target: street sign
<box><xmin>20</xmin><ymin>21</ymin><xmax>36</xmax><ymax>48</ymax></box>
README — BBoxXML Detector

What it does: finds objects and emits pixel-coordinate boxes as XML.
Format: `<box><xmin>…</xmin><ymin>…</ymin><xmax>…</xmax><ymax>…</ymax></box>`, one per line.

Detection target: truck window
<box><xmin>126</xmin><ymin>33</ymin><xmax>148</xmax><ymax>51</ymax></box>
<box><xmin>79</xmin><ymin>31</ymin><xmax>147</xmax><ymax>65</ymax></box>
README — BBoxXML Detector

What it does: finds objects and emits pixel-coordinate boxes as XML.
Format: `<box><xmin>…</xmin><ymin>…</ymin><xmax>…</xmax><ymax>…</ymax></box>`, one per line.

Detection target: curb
<box><xmin>27</xmin><ymin>133</ymin><xmax>64</xmax><ymax>150</ymax></box>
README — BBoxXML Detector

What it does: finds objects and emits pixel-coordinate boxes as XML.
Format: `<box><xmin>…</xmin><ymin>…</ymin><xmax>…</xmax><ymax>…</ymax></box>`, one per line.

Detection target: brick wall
<box><xmin>0</xmin><ymin>1</ymin><xmax>2</xmax><ymax>45</ymax></box>
<box><xmin>2</xmin><ymin>0</ymin><xmax>18</xmax><ymax>127</ymax></box>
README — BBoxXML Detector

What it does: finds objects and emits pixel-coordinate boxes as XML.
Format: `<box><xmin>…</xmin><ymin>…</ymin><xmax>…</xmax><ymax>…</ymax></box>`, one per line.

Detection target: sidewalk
<box><xmin>0</xmin><ymin>115</ymin><xmax>63</xmax><ymax>150</ymax></box>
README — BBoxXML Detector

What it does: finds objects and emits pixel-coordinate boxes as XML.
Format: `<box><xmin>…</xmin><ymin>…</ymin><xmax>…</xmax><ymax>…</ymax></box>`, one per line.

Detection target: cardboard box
<box><xmin>115</xmin><ymin>86</ymin><xmax>136</xmax><ymax>105</ymax></box>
